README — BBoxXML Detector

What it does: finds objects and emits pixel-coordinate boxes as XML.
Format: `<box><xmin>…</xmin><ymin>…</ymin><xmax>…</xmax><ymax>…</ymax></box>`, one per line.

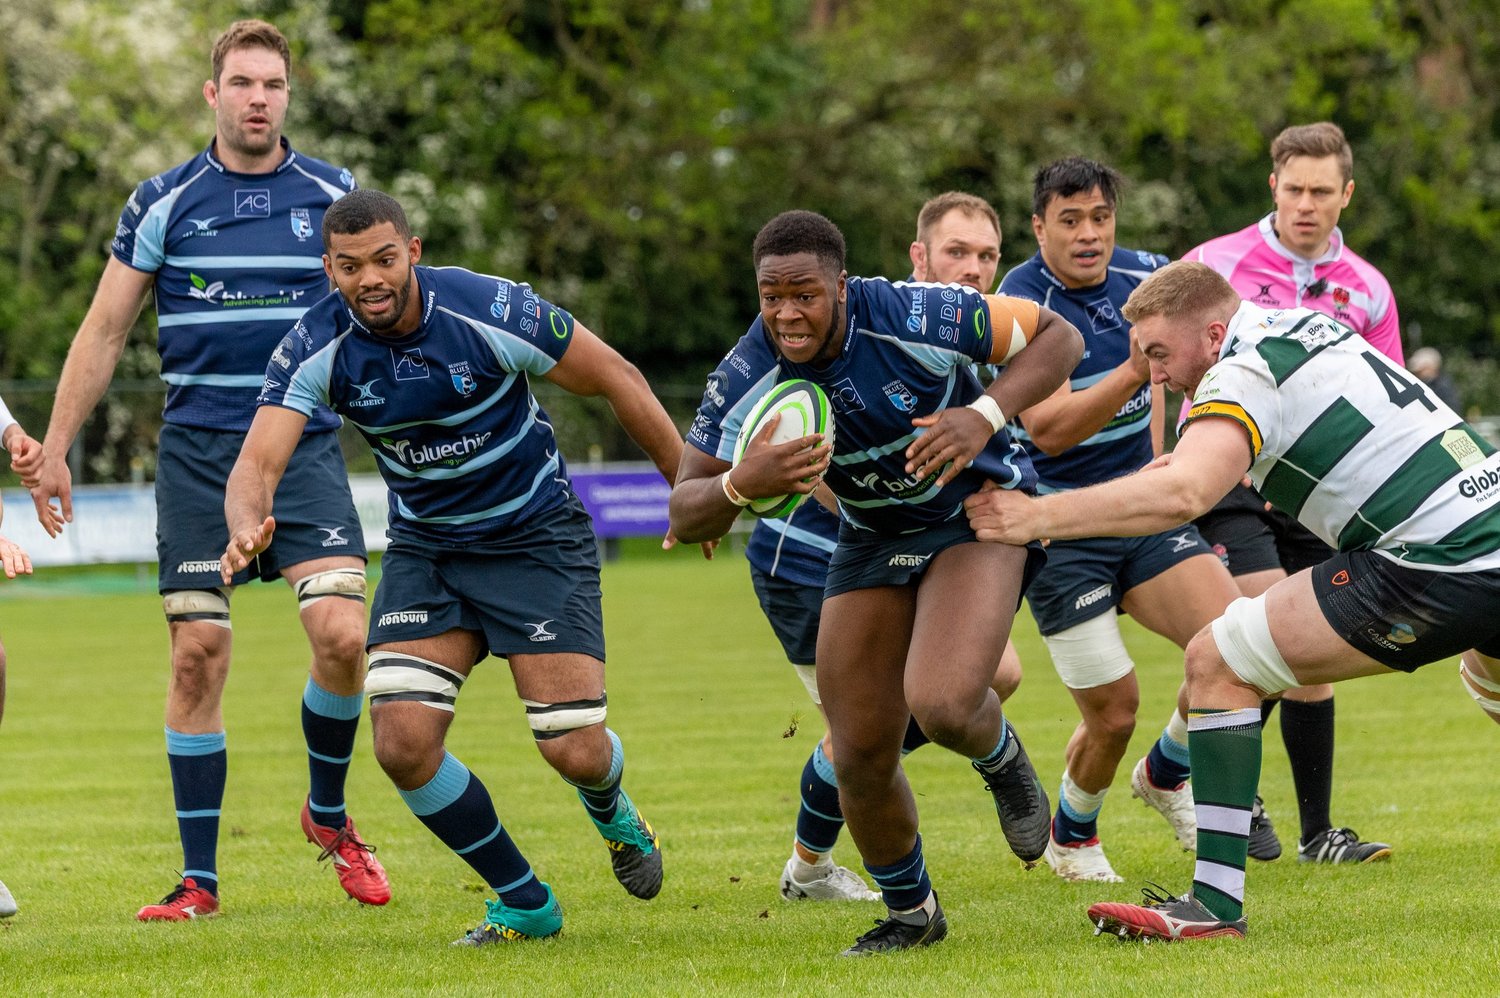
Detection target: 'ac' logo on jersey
<box><xmin>235</xmin><ymin>189</ymin><xmax>271</xmax><ymax>217</ymax></box>
<box><xmin>1085</xmin><ymin>296</ymin><xmax>1122</xmax><ymax>335</ymax></box>
<box><xmin>393</xmin><ymin>348</ymin><xmax>429</xmax><ymax>381</ymax></box>
<box><xmin>828</xmin><ymin>377</ymin><xmax>866</xmax><ymax>414</ymax></box>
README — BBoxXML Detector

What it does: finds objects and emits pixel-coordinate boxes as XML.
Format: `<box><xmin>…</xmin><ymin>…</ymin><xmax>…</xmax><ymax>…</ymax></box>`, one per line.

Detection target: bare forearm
<box><xmin>989</xmin><ymin>314</ymin><xmax>1084</xmax><ymax>422</ymax></box>
<box><xmin>1031</xmin><ymin>466</ymin><xmax>1213</xmax><ymax>540</ymax></box>
<box><xmin>606</xmin><ymin>375</ymin><xmax>685</xmax><ymax>484</ymax></box>
<box><xmin>44</xmin><ymin>323</ymin><xmax>131</xmax><ymax>452</ymax></box>
<box><xmin>1024</xmin><ymin>363</ymin><xmax>1147</xmax><ymax>455</ymax></box>
<box><xmin>668</xmin><ymin>473</ymin><xmax>745</xmax><ymax>544</ymax></box>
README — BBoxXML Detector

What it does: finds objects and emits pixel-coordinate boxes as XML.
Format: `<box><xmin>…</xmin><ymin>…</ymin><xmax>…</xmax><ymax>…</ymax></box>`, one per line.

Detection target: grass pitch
<box><xmin>0</xmin><ymin>551</ymin><xmax>1496</xmax><ymax>994</ymax></box>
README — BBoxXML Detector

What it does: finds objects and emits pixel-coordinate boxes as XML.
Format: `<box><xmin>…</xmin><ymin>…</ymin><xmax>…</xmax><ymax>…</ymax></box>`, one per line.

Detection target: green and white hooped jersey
<box><xmin>1184</xmin><ymin>302</ymin><xmax>1500</xmax><ymax>573</ymax></box>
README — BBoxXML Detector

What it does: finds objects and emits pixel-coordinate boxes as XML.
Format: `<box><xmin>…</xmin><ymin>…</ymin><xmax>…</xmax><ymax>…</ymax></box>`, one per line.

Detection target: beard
<box><xmin>354</xmin><ymin>270</ymin><xmax>415</xmax><ymax>334</ymax></box>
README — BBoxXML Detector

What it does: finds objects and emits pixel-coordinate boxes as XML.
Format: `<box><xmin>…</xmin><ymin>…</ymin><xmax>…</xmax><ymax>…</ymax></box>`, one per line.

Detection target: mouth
<box><xmin>359</xmin><ymin>291</ymin><xmax>395</xmax><ymax>315</ymax></box>
<box><xmin>1074</xmin><ymin>249</ymin><xmax>1103</xmax><ymax>266</ymax></box>
<box><xmin>778</xmin><ymin>332</ymin><xmax>813</xmax><ymax>351</ymax></box>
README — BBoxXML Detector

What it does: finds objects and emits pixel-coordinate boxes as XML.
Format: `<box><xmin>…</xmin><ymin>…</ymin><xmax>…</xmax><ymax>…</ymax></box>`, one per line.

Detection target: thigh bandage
<box><xmin>1210</xmin><ymin>595</ymin><xmax>1299</xmax><ymax>696</ymax></box>
<box><xmin>1460</xmin><ymin>657</ymin><xmax>1500</xmax><ymax>717</ymax></box>
<box><xmin>295</xmin><ymin>568</ymin><xmax>367</xmax><ymax>611</ymax></box>
<box><xmin>364</xmin><ymin>651</ymin><xmax>466</xmax><ymax>712</ymax></box>
<box><xmin>163</xmin><ymin>589</ymin><xmax>231</xmax><ymax>629</ymax></box>
<box><xmin>1042</xmin><ymin>611</ymin><xmax>1134</xmax><ymax>690</ymax></box>
<box><xmin>522</xmin><ymin>694</ymin><xmax>608</xmax><ymax>740</ymax></box>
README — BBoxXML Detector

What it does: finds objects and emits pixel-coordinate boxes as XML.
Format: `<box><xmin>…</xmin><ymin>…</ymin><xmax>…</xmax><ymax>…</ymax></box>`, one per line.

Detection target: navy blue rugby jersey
<box><xmin>998</xmin><ymin>247</ymin><xmax>1167</xmax><ymax>492</ymax></box>
<box><xmin>689</xmin><ymin>276</ymin><xmax>1039</xmax><ymax>536</ymax></box>
<box><xmin>744</xmin><ymin>496</ymin><xmax>839</xmax><ymax>588</ymax></box>
<box><xmin>112</xmin><ymin>139</ymin><xmax>355</xmax><ymax>433</ymax></box>
<box><xmin>259</xmin><ymin>265</ymin><xmax>578</xmax><ymax>545</ymax></box>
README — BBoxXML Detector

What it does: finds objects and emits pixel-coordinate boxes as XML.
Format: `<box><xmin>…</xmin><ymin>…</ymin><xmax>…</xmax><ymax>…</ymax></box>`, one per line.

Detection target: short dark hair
<box><xmin>322</xmin><ymin>189</ymin><xmax>412</xmax><ymax>248</ymax></box>
<box><xmin>752</xmin><ymin>210</ymin><xmax>846</xmax><ymax>275</ymax></box>
<box><xmin>1032</xmin><ymin>157</ymin><xmax>1124</xmax><ymax>218</ymax></box>
<box><xmin>211</xmin><ymin>20</ymin><xmax>291</xmax><ymax>84</ymax></box>
<box><xmin>1270</xmin><ymin>122</ymin><xmax>1353</xmax><ymax>184</ymax></box>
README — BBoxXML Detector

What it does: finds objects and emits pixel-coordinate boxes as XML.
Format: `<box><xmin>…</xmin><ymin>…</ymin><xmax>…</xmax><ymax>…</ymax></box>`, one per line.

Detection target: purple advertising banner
<box><xmin>570</xmin><ymin>465</ymin><xmax>671</xmax><ymax>539</ymax></box>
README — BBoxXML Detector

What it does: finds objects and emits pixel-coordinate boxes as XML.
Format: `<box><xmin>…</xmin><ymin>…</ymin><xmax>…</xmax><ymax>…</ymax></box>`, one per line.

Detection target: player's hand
<box><xmin>1142</xmin><ymin>452</ymin><xmax>1174</xmax><ymax>472</ymax></box>
<box><xmin>732</xmin><ymin>414</ymin><xmax>832</xmax><ymax>500</ymax></box>
<box><xmin>0</xmin><ymin>534</ymin><xmax>32</xmax><ymax>579</ymax></box>
<box><xmin>27</xmin><ymin>453</ymin><xmax>72</xmax><ymax>538</ymax></box>
<box><xmin>221</xmin><ymin>515</ymin><xmax>276</xmax><ymax>583</ymax></box>
<box><xmin>4</xmin><ymin>430</ymin><xmax>44</xmax><ymax>485</ymax></box>
<box><xmin>1126</xmin><ymin>326</ymin><xmax>1150</xmax><ymax>381</ymax></box>
<box><xmin>963</xmin><ymin>484</ymin><xmax>1043</xmax><ymax>545</ymax></box>
<box><xmin>906</xmin><ymin>406</ymin><xmax>991</xmax><ymax>488</ymax></box>
<box><xmin>661</xmin><ymin>530</ymin><xmax>718</xmax><ymax>560</ymax></box>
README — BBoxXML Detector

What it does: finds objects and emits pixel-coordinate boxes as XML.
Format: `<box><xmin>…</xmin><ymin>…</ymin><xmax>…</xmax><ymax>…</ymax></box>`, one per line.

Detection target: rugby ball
<box><xmin>731</xmin><ymin>379</ymin><xmax>836</xmax><ymax>518</ymax></box>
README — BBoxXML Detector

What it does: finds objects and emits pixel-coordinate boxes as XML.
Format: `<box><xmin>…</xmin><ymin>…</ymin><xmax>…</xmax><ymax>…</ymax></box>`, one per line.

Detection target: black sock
<box><xmin>1259</xmin><ymin>698</ymin><xmax>1278</xmax><ymax>728</ymax></box>
<box><xmin>1281</xmin><ymin>696</ymin><xmax>1335</xmax><ymax>843</ymax></box>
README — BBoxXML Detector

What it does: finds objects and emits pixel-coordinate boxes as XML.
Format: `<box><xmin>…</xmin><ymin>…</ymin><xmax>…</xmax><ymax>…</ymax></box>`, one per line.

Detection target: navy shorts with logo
<box><xmin>749</xmin><ymin>564</ymin><xmax>823</xmax><ymax>666</ymax></box>
<box><xmin>368</xmin><ymin>492</ymin><xmax>605</xmax><ymax>660</ymax></box>
<box><xmin>1312</xmin><ymin>550</ymin><xmax>1500</xmax><ymax>672</ymax></box>
<box><xmin>157</xmin><ymin>424</ymin><xmax>365</xmax><ymax>593</ymax></box>
<box><xmin>824</xmin><ymin>514</ymin><xmax>1045</xmax><ymax>603</ymax></box>
<box><xmin>1025</xmin><ymin>525</ymin><xmax>1215</xmax><ymax>636</ymax></box>
<box><xmin>1195</xmin><ymin>483</ymin><xmax>1332</xmax><ymax>576</ymax></box>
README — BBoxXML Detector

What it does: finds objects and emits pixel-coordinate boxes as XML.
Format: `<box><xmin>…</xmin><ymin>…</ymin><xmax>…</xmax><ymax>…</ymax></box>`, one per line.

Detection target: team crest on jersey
<box><xmin>1332</xmin><ymin>286</ymin><xmax>1351</xmax><ymax>309</ymax></box>
<box><xmin>1085</xmin><ymin>296</ymin><xmax>1122</xmax><ymax>334</ymax></box>
<box><xmin>883</xmin><ymin>380</ymin><xmax>917</xmax><ymax>413</ymax></box>
<box><xmin>393</xmin><ymin>348</ymin><xmax>430</xmax><ymax>381</ymax></box>
<box><xmin>828</xmin><ymin>377</ymin><xmax>866</xmax><ymax>414</ymax></box>
<box><xmin>449</xmin><ymin>362</ymin><xmax>477</xmax><ymax>397</ymax></box>
<box><xmin>290</xmin><ymin>209</ymin><xmax>314</xmax><ymax>241</ymax></box>
<box><xmin>704</xmin><ymin>372</ymin><xmax>728</xmax><ymax>409</ymax></box>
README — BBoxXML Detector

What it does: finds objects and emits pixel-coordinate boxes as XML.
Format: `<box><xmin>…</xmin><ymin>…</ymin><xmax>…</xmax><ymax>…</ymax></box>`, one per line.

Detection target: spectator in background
<box><xmin>1409</xmin><ymin>346</ymin><xmax>1462</xmax><ymax>414</ymax></box>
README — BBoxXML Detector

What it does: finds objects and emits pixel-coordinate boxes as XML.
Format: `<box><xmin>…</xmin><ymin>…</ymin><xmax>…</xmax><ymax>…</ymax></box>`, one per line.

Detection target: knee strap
<box><xmin>1042</xmin><ymin>611</ymin><xmax>1134</xmax><ymax>690</ymax></box>
<box><xmin>1460</xmin><ymin>658</ymin><xmax>1500</xmax><ymax>717</ymax></box>
<box><xmin>522</xmin><ymin>694</ymin><xmax>608</xmax><ymax>740</ymax></box>
<box><xmin>163</xmin><ymin>589</ymin><xmax>231</xmax><ymax>629</ymax></box>
<box><xmin>295</xmin><ymin>568</ymin><xmax>367</xmax><ymax>610</ymax></box>
<box><xmin>364</xmin><ymin>651</ymin><xmax>465</xmax><ymax>712</ymax></box>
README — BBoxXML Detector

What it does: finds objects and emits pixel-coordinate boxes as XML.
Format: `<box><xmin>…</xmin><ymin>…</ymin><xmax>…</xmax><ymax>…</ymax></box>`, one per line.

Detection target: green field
<box><xmin>0</xmin><ymin>553</ymin><xmax>1495</xmax><ymax>994</ymax></box>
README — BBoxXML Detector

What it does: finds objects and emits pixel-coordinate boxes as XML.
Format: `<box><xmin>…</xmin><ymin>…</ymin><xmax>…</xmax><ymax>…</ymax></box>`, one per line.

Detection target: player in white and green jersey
<box><xmin>964</xmin><ymin>261</ymin><xmax>1500</xmax><ymax>942</ymax></box>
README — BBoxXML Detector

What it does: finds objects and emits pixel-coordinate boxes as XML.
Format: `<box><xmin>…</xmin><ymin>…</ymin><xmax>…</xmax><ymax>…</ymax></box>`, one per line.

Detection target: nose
<box><xmin>1149</xmin><ymin>361</ymin><xmax>1169</xmax><ymax>386</ymax></box>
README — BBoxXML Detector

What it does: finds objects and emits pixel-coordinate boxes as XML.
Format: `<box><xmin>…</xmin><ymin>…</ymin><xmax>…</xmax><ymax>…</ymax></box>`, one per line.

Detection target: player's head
<box><xmin>1268</xmin><ymin>122</ymin><xmax>1354</xmax><ymax>260</ymax></box>
<box><xmin>1030</xmin><ymin>157</ymin><xmax>1123</xmax><ymax>290</ymax></box>
<box><xmin>322</xmin><ymin>190</ymin><xmax>424</xmax><ymax>337</ymax></box>
<box><xmin>205</xmin><ymin>20</ymin><xmax>293</xmax><ymax>163</ymax></box>
<box><xmin>1122</xmin><ymin>261</ymin><xmax>1241</xmax><ymax>395</ymax></box>
<box><xmin>752</xmin><ymin>211</ymin><xmax>848</xmax><ymax>366</ymax></box>
<box><xmin>909</xmin><ymin>192</ymin><xmax>1001</xmax><ymax>291</ymax></box>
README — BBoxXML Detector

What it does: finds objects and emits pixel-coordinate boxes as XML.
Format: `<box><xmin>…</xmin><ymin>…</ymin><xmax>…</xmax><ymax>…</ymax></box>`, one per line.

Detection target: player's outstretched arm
<box><xmin>221</xmin><ymin>405</ymin><xmax>308</xmax><ymax>582</ymax></box>
<box><xmin>965</xmin><ymin>415</ymin><xmax>1252</xmax><ymax>545</ymax></box>
<box><xmin>544</xmin><ymin>321</ymin><xmax>684</xmax><ymax>485</ymax></box>
<box><xmin>1017</xmin><ymin>322</ymin><xmax>1150</xmax><ymax>456</ymax></box>
<box><xmin>31</xmin><ymin>259</ymin><xmax>154</xmax><ymax>536</ymax></box>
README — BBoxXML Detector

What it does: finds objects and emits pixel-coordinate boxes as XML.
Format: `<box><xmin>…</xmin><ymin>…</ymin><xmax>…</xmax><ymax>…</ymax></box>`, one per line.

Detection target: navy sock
<box><xmin>301</xmin><ymin>678</ymin><xmax>362</xmax><ymax>830</ymax></box>
<box><xmin>1147</xmin><ymin>736</ymin><xmax>1192</xmax><ymax>789</ymax></box>
<box><xmin>165</xmin><ymin>727</ymin><xmax>226</xmax><ymax>895</ymax></box>
<box><xmin>400</xmin><ymin>752</ymin><xmax>548</xmax><ymax>910</ymax></box>
<box><xmin>901</xmin><ymin>716</ymin><xmax>931</xmax><ymax>754</ymax></box>
<box><xmin>795</xmin><ymin>741</ymin><xmax>844</xmax><ymax>854</ymax></box>
<box><xmin>568</xmin><ymin>729</ymin><xmax>624</xmax><ymax>824</ymax></box>
<box><xmin>864</xmin><ymin>835</ymin><xmax>932</xmax><ymax>913</ymax></box>
<box><xmin>1281</xmin><ymin>696</ymin><xmax>1336</xmax><ymax>842</ymax></box>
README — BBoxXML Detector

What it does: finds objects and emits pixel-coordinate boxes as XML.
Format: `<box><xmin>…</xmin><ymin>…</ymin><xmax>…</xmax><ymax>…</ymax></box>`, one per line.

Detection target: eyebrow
<box><xmin>334</xmin><ymin>242</ymin><xmax>399</xmax><ymax>261</ymax></box>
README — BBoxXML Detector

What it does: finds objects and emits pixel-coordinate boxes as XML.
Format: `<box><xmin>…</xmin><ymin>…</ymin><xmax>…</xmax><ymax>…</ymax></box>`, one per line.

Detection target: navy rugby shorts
<box><xmin>368</xmin><ymin>492</ymin><xmax>605</xmax><ymax>661</ymax></box>
<box><xmin>157</xmin><ymin>424</ymin><xmax>364</xmax><ymax>593</ymax></box>
<box><xmin>749</xmin><ymin>564</ymin><xmax>824</xmax><ymax>666</ymax></box>
<box><xmin>824</xmin><ymin>514</ymin><xmax>1044</xmax><ymax>603</ymax></box>
<box><xmin>1025</xmin><ymin>525</ymin><xmax>1214</xmax><ymax>636</ymax></box>
<box><xmin>1195</xmin><ymin>483</ymin><xmax>1332</xmax><ymax>576</ymax></box>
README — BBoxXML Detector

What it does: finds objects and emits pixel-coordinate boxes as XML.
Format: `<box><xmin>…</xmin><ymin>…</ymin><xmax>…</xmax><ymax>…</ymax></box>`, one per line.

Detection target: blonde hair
<box><xmin>211</xmin><ymin>20</ymin><xmax>291</xmax><ymax>84</ymax></box>
<box><xmin>1122</xmin><ymin>261</ymin><xmax>1240</xmax><ymax>325</ymax></box>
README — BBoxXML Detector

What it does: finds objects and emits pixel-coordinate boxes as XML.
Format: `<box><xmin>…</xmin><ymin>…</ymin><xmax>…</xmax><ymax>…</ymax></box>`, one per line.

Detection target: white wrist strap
<box><xmin>966</xmin><ymin>395</ymin><xmax>1005</xmax><ymax>435</ymax></box>
<box><xmin>720</xmin><ymin>471</ymin><xmax>752</xmax><ymax>507</ymax></box>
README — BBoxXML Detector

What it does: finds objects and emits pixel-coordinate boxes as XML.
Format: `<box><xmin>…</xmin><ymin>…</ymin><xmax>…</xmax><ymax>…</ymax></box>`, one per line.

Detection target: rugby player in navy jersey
<box><xmin>999</xmin><ymin>158</ymin><xmax>1241</xmax><ymax>882</ymax></box>
<box><xmin>755</xmin><ymin>193</ymin><xmax>1025</xmax><ymax>905</ymax></box>
<box><xmin>670</xmin><ymin>210</ymin><xmax>1083</xmax><ymax>955</ymax></box>
<box><xmin>20</xmin><ymin>20</ymin><xmax>386</xmax><ymax>921</ymax></box>
<box><xmin>223</xmin><ymin>189</ymin><xmax>684</xmax><ymax>946</ymax></box>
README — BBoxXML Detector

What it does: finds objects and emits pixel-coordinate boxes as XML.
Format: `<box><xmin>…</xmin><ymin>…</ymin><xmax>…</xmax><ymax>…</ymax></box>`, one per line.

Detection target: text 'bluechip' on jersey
<box><xmin>112</xmin><ymin>138</ymin><xmax>356</xmax><ymax>433</ymax></box>
<box><xmin>689</xmin><ymin>277</ymin><xmax>1038</xmax><ymax>535</ymax></box>
<box><xmin>999</xmin><ymin>247</ymin><xmax>1169</xmax><ymax>492</ymax></box>
<box><xmin>258</xmin><ymin>266</ymin><xmax>578</xmax><ymax>545</ymax></box>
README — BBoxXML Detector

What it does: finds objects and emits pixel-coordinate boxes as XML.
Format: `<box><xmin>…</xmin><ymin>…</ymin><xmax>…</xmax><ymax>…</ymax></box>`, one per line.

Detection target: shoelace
<box><xmin>314</xmin><ymin>824</ymin><xmax>378</xmax><ymax>866</ymax></box>
<box><xmin>984</xmin><ymin>768</ymin><xmax>1043</xmax><ymax>819</ymax></box>
<box><xmin>1138</xmin><ymin>881</ymin><xmax>1182</xmax><ymax>907</ymax></box>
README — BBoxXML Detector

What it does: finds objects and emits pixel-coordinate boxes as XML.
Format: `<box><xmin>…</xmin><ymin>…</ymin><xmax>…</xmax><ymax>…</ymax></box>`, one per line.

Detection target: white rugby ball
<box><xmin>731</xmin><ymin>379</ymin><xmax>836</xmax><ymax>519</ymax></box>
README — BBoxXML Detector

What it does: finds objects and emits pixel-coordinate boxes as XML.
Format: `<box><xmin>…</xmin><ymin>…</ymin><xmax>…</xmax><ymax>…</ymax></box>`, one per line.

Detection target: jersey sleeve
<box><xmin>257</xmin><ymin>318</ymin><xmax>332</xmax><ymax>417</ymax></box>
<box><xmin>110</xmin><ymin>178</ymin><xmax>168</xmax><ymax>274</ymax></box>
<box><xmin>470</xmin><ymin>276</ymin><xmax>577</xmax><ymax>375</ymax></box>
<box><xmin>686</xmin><ymin>326</ymin><xmax>780</xmax><ymax>463</ymax></box>
<box><xmin>1361</xmin><ymin>279</ymin><xmax>1403</xmax><ymax>365</ymax></box>
<box><xmin>982</xmin><ymin>294</ymin><xmax>1041</xmax><ymax>364</ymax></box>
<box><xmin>1179</xmin><ymin>357</ymin><xmax>1278</xmax><ymax>460</ymax></box>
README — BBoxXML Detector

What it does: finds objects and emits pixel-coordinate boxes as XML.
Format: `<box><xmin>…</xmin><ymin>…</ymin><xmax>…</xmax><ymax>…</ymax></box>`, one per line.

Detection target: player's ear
<box><xmin>322</xmin><ymin>254</ymin><xmax>334</xmax><ymax>281</ymax></box>
<box><xmin>1341</xmin><ymin>179</ymin><xmax>1354</xmax><ymax>208</ymax></box>
<box><xmin>1268</xmin><ymin>171</ymin><xmax>1278</xmax><ymax>198</ymax></box>
<box><xmin>908</xmin><ymin>240</ymin><xmax>927</xmax><ymax>279</ymax></box>
<box><xmin>407</xmin><ymin>237</ymin><xmax>422</xmax><ymax>265</ymax></box>
<box><xmin>203</xmin><ymin>79</ymin><xmax>218</xmax><ymax>108</ymax></box>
